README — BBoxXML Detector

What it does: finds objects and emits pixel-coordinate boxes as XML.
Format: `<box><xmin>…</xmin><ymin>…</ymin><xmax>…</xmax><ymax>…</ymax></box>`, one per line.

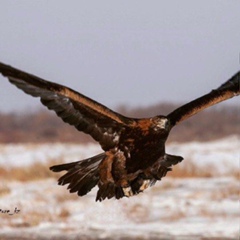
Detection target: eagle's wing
<box><xmin>168</xmin><ymin>71</ymin><xmax>240</xmax><ymax>126</ymax></box>
<box><xmin>0</xmin><ymin>62</ymin><xmax>133</xmax><ymax>150</ymax></box>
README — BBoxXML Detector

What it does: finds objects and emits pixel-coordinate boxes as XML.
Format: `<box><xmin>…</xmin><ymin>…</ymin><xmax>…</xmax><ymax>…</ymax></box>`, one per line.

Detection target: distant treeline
<box><xmin>0</xmin><ymin>103</ymin><xmax>239</xmax><ymax>143</ymax></box>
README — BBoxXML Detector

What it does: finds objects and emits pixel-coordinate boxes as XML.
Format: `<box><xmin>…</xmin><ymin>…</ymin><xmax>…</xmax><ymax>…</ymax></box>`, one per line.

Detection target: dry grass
<box><xmin>210</xmin><ymin>185</ymin><xmax>239</xmax><ymax>201</ymax></box>
<box><xmin>125</xmin><ymin>203</ymin><xmax>151</xmax><ymax>223</ymax></box>
<box><xmin>232</xmin><ymin>169</ymin><xmax>240</xmax><ymax>180</ymax></box>
<box><xmin>168</xmin><ymin>161</ymin><xmax>239</xmax><ymax>180</ymax></box>
<box><xmin>160</xmin><ymin>209</ymin><xmax>186</xmax><ymax>222</ymax></box>
<box><xmin>0</xmin><ymin>156</ymin><xmax>237</xmax><ymax>183</ymax></box>
<box><xmin>1</xmin><ymin>105</ymin><xmax>238</xmax><ymax>143</ymax></box>
<box><xmin>197</xmin><ymin>207</ymin><xmax>237</xmax><ymax>219</ymax></box>
<box><xmin>168</xmin><ymin>161</ymin><xmax>218</xmax><ymax>178</ymax></box>
<box><xmin>58</xmin><ymin>208</ymin><xmax>71</xmax><ymax>219</ymax></box>
<box><xmin>0</xmin><ymin>184</ymin><xmax>11</xmax><ymax>196</ymax></box>
<box><xmin>7</xmin><ymin>207</ymin><xmax>70</xmax><ymax>228</ymax></box>
<box><xmin>13</xmin><ymin>211</ymin><xmax>55</xmax><ymax>228</ymax></box>
<box><xmin>0</xmin><ymin>157</ymin><xmax>215</xmax><ymax>183</ymax></box>
<box><xmin>151</xmin><ymin>180</ymin><xmax>177</xmax><ymax>193</ymax></box>
<box><xmin>54</xmin><ymin>191</ymin><xmax>79</xmax><ymax>202</ymax></box>
<box><xmin>0</xmin><ymin>159</ymin><xmax>62</xmax><ymax>182</ymax></box>
<box><xmin>197</xmin><ymin>207</ymin><xmax>224</xmax><ymax>219</ymax></box>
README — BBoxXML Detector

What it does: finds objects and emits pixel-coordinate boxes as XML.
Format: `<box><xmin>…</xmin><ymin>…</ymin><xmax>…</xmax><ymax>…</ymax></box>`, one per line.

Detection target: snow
<box><xmin>0</xmin><ymin>135</ymin><xmax>238</xmax><ymax>172</ymax></box>
<box><xmin>0</xmin><ymin>136</ymin><xmax>239</xmax><ymax>239</ymax></box>
<box><xmin>168</xmin><ymin>135</ymin><xmax>239</xmax><ymax>172</ymax></box>
<box><xmin>0</xmin><ymin>143</ymin><xmax>102</xmax><ymax>168</ymax></box>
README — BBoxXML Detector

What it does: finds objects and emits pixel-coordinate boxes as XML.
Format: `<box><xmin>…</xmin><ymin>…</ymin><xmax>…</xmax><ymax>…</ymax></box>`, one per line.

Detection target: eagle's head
<box><xmin>151</xmin><ymin>116</ymin><xmax>171</xmax><ymax>133</ymax></box>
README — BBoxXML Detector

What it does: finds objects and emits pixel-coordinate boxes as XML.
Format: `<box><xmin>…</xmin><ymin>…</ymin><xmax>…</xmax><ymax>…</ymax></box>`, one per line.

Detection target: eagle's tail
<box><xmin>50</xmin><ymin>153</ymin><xmax>105</xmax><ymax>197</ymax></box>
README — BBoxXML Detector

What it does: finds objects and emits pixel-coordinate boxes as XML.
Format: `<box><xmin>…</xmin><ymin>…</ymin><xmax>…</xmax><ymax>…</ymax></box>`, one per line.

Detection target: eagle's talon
<box><xmin>122</xmin><ymin>186</ymin><xmax>134</xmax><ymax>197</ymax></box>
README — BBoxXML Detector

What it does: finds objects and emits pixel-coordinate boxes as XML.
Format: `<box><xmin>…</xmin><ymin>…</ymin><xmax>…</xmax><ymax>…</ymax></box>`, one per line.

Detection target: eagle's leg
<box><xmin>96</xmin><ymin>151</ymin><xmax>116</xmax><ymax>201</ymax></box>
<box><xmin>112</xmin><ymin>151</ymin><xmax>134</xmax><ymax>197</ymax></box>
<box><xmin>98</xmin><ymin>150</ymin><xmax>148</xmax><ymax>200</ymax></box>
<box><xmin>97</xmin><ymin>150</ymin><xmax>131</xmax><ymax>201</ymax></box>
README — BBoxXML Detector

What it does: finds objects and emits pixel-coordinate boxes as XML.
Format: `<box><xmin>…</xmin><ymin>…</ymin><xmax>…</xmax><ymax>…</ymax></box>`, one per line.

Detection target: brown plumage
<box><xmin>0</xmin><ymin>61</ymin><xmax>239</xmax><ymax>201</ymax></box>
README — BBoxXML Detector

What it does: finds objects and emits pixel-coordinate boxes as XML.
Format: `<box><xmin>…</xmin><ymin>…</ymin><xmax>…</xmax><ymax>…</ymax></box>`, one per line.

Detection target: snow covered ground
<box><xmin>0</xmin><ymin>136</ymin><xmax>239</xmax><ymax>240</ymax></box>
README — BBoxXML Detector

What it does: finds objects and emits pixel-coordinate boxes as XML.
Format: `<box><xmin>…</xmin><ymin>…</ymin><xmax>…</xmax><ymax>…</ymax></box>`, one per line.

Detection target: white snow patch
<box><xmin>0</xmin><ymin>136</ymin><xmax>239</xmax><ymax>239</ymax></box>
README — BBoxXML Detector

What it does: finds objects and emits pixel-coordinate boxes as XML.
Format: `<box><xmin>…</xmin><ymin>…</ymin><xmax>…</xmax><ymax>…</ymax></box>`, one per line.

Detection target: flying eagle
<box><xmin>0</xmin><ymin>62</ymin><xmax>239</xmax><ymax>201</ymax></box>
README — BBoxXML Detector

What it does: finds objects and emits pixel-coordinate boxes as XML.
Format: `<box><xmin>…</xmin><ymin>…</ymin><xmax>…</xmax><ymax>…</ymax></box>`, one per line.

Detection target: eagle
<box><xmin>0</xmin><ymin>62</ymin><xmax>239</xmax><ymax>201</ymax></box>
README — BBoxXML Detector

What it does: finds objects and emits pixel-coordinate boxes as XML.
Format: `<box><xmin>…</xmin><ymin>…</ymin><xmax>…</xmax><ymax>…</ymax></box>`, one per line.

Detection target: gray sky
<box><xmin>0</xmin><ymin>0</ymin><xmax>239</xmax><ymax>113</ymax></box>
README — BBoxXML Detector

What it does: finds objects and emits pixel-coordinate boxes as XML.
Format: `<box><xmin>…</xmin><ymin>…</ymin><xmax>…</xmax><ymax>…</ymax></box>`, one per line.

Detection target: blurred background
<box><xmin>0</xmin><ymin>1</ymin><xmax>239</xmax><ymax>239</ymax></box>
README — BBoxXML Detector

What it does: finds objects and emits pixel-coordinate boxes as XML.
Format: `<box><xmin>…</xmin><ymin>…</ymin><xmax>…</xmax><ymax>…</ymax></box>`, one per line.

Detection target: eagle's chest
<box><xmin>119</xmin><ymin>126</ymin><xmax>168</xmax><ymax>173</ymax></box>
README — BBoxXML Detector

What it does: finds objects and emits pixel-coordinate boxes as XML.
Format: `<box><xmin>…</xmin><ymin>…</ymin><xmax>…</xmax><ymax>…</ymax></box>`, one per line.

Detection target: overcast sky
<box><xmin>0</xmin><ymin>1</ymin><xmax>239</xmax><ymax>113</ymax></box>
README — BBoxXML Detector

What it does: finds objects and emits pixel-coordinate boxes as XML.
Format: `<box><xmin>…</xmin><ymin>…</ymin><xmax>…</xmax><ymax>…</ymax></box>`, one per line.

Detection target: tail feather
<box><xmin>50</xmin><ymin>153</ymin><xmax>105</xmax><ymax>197</ymax></box>
<box><xmin>50</xmin><ymin>161</ymin><xmax>78</xmax><ymax>172</ymax></box>
<box><xmin>50</xmin><ymin>152</ymin><xmax>184</xmax><ymax>200</ymax></box>
<box><xmin>96</xmin><ymin>183</ymin><xmax>125</xmax><ymax>201</ymax></box>
<box><xmin>96</xmin><ymin>182</ymin><xmax>116</xmax><ymax>201</ymax></box>
<box><xmin>68</xmin><ymin>168</ymin><xmax>98</xmax><ymax>195</ymax></box>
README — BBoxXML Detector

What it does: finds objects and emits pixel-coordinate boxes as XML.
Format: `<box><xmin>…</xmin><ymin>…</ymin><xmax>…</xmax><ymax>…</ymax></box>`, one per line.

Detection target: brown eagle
<box><xmin>0</xmin><ymin>62</ymin><xmax>239</xmax><ymax>201</ymax></box>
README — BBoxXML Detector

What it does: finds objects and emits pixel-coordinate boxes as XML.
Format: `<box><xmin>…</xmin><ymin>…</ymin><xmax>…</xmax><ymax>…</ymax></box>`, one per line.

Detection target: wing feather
<box><xmin>168</xmin><ymin>71</ymin><xmax>240</xmax><ymax>126</ymax></box>
<box><xmin>0</xmin><ymin>62</ymin><xmax>133</xmax><ymax>149</ymax></box>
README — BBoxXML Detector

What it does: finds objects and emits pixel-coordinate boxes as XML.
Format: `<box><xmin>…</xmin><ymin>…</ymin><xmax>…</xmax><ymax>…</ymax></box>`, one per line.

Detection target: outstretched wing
<box><xmin>0</xmin><ymin>62</ymin><xmax>133</xmax><ymax>150</ymax></box>
<box><xmin>168</xmin><ymin>71</ymin><xmax>240</xmax><ymax>126</ymax></box>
